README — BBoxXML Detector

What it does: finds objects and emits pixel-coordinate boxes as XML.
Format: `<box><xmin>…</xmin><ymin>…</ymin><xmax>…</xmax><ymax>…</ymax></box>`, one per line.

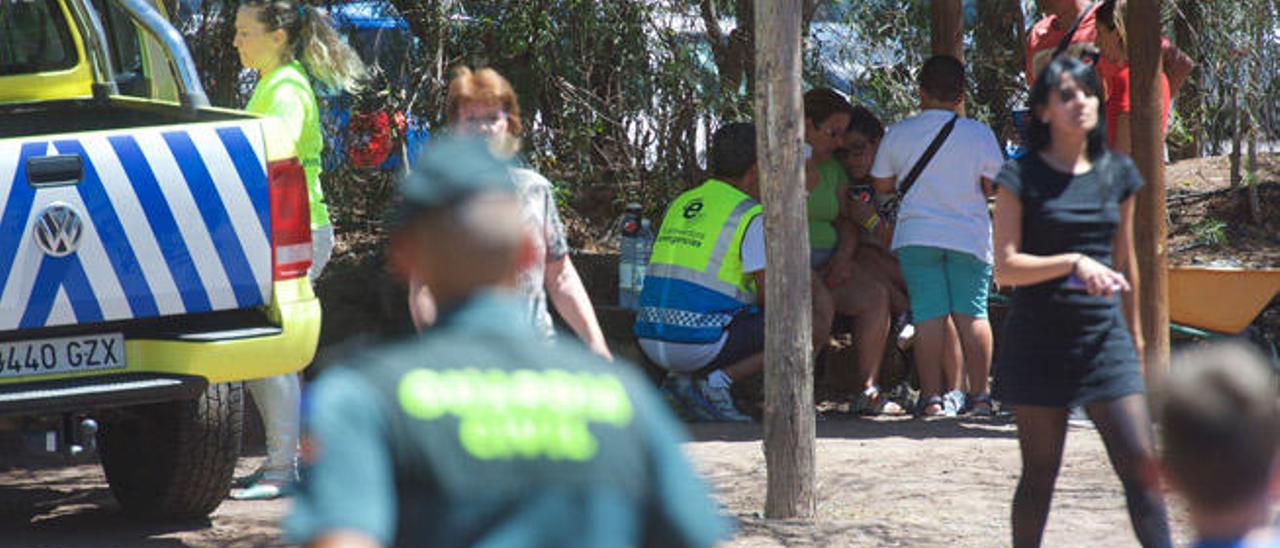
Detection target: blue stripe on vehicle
<box><xmin>20</xmin><ymin>255</ymin><xmax>103</xmax><ymax>328</ymax></box>
<box><xmin>60</xmin><ymin>256</ymin><xmax>103</xmax><ymax>324</ymax></box>
<box><xmin>215</xmin><ymin>126</ymin><xmax>271</xmax><ymax>239</ymax></box>
<box><xmin>20</xmin><ymin>255</ymin><xmax>68</xmax><ymax>328</ymax></box>
<box><xmin>54</xmin><ymin>140</ymin><xmax>160</xmax><ymax>319</ymax></box>
<box><xmin>0</xmin><ymin>142</ymin><xmax>47</xmax><ymax>303</ymax></box>
<box><xmin>108</xmin><ymin>135</ymin><xmax>213</xmax><ymax>314</ymax></box>
<box><xmin>162</xmin><ymin>131</ymin><xmax>263</xmax><ymax>308</ymax></box>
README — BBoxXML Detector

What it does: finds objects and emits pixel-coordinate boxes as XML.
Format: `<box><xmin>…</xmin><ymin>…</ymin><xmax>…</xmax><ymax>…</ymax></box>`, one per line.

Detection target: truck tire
<box><xmin>98</xmin><ymin>382</ymin><xmax>243</xmax><ymax>519</ymax></box>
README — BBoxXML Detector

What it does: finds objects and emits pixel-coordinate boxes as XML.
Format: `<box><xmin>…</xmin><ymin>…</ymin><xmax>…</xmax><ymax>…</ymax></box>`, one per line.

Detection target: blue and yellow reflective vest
<box><xmin>634</xmin><ymin>179</ymin><xmax>763</xmax><ymax>344</ymax></box>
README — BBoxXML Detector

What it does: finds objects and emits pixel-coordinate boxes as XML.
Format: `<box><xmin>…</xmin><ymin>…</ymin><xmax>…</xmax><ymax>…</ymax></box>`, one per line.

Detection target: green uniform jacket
<box><xmin>286</xmin><ymin>290</ymin><xmax>729</xmax><ymax>547</ymax></box>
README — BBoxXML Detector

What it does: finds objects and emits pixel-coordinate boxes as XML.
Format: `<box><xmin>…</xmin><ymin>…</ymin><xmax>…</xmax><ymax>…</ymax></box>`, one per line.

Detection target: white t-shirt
<box><xmin>870</xmin><ymin>109</ymin><xmax>1004</xmax><ymax>263</ymax></box>
<box><xmin>640</xmin><ymin>216</ymin><xmax>765</xmax><ymax>372</ymax></box>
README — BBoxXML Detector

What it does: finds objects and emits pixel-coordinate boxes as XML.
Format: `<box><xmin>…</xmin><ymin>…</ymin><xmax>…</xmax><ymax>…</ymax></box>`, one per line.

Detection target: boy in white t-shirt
<box><xmin>870</xmin><ymin>55</ymin><xmax>1004</xmax><ymax>417</ymax></box>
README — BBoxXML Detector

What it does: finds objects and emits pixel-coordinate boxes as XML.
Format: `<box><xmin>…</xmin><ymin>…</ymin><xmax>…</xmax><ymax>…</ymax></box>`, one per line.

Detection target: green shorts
<box><xmin>896</xmin><ymin>245</ymin><xmax>992</xmax><ymax>323</ymax></box>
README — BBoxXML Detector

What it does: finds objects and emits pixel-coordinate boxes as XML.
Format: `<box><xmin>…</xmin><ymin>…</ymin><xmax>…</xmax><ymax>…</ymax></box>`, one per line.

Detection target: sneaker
<box><xmin>691</xmin><ymin>379</ymin><xmax>753</xmax><ymax>423</ymax></box>
<box><xmin>659</xmin><ymin>374</ymin><xmax>713</xmax><ymax>422</ymax></box>
<box><xmin>232</xmin><ymin>467</ymin><xmax>265</xmax><ymax>489</ymax></box>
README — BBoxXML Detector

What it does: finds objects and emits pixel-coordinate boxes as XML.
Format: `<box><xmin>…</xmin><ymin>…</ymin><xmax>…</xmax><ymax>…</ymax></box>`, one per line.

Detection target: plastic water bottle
<box><xmin>618</xmin><ymin>203</ymin><xmax>652</xmax><ymax>309</ymax></box>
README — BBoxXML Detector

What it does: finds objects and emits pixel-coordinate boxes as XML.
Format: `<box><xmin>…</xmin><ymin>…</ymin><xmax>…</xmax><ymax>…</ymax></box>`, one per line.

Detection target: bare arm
<box><xmin>1161</xmin><ymin>41</ymin><xmax>1195</xmax><ymax>98</ymax></box>
<box><xmin>993</xmin><ymin>187</ymin><xmax>1079</xmax><ymax>286</ymax></box>
<box><xmin>871</xmin><ymin>175</ymin><xmax>896</xmax><ymax>195</ymax></box>
<box><xmin>993</xmin><ymin>186</ymin><xmax>1131</xmax><ymax>294</ymax></box>
<box><xmin>545</xmin><ymin>256</ymin><xmax>613</xmax><ymax>361</ymax></box>
<box><xmin>1112</xmin><ymin>196</ymin><xmax>1144</xmax><ymax>370</ymax></box>
<box><xmin>306</xmin><ymin>531</ymin><xmax>381</xmax><ymax>548</ymax></box>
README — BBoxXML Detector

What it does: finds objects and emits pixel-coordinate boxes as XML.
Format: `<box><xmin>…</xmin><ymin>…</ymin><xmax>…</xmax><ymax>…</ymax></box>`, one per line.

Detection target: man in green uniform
<box><xmin>284</xmin><ymin>137</ymin><xmax>728</xmax><ymax>548</ymax></box>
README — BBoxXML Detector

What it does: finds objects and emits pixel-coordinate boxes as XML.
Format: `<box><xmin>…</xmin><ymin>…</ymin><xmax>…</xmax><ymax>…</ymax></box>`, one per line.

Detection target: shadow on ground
<box><xmin>684</xmin><ymin>414</ymin><xmax>1022</xmax><ymax>443</ymax></box>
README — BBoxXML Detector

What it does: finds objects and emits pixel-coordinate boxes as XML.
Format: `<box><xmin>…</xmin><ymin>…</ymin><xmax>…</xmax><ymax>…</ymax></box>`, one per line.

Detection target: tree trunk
<box><xmin>754</xmin><ymin>0</ymin><xmax>814</xmax><ymax>521</ymax></box>
<box><xmin>1248</xmin><ymin>128</ymin><xmax>1262</xmax><ymax>225</ymax></box>
<box><xmin>974</xmin><ymin>1</ymin><xmax>1022</xmax><ymax>145</ymax></box>
<box><xmin>1230</xmin><ymin>106</ymin><xmax>1243</xmax><ymax>188</ymax></box>
<box><xmin>930</xmin><ymin>0</ymin><xmax>964</xmax><ymax>62</ymax></box>
<box><xmin>1129</xmin><ymin>0</ymin><xmax>1170</xmax><ymax>387</ymax></box>
<box><xmin>1171</xmin><ymin>0</ymin><xmax>1202</xmax><ymax>159</ymax></box>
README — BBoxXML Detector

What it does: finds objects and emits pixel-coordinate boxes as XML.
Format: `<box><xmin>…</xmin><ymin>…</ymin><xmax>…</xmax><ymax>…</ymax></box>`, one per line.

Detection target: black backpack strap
<box><xmin>897</xmin><ymin>114</ymin><xmax>958</xmax><ymax>198</ymax></box>
<box><xmin>1053</xmin><ymin>1</ymin><xmax>1100</xmax><ymax>58</ymax></box>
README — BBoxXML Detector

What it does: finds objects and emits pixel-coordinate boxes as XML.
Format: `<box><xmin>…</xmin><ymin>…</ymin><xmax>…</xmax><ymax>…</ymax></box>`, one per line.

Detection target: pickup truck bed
<box><xmin>0</xmin><ymin>98</ymin><xmax>274</xmax><ymax>332</ymax></box>
<box><xmin>0</xmin><ymin>98</ymin><xmax>246</xmax><ymax>138</ymax></box>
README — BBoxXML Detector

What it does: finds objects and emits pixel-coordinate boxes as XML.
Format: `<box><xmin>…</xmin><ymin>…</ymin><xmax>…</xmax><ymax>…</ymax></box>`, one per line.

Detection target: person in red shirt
<box><xmin>1096</xmin><ymin>0</ymin><xmax>1170</xmax><ymax>154</ymax></box>
<box><xmin>1025</xmin><ymin>0</ymin><xmax>1193</xmax><ymax>94</ymax></box>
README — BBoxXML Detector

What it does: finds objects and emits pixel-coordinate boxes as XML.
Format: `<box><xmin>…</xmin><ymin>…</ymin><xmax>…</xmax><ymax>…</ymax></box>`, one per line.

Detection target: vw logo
<box><xmin>33</xmin><ymin>203</ymin><xmax>84</xmax><ymax>257</ymax></box>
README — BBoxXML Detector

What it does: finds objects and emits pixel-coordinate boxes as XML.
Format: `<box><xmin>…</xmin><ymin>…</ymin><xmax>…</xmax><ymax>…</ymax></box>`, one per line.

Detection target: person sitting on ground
<box><xmin>286</xmin><ymin>137</ymin><xmax>728</xmax><ymax>548</ymax></box>
<box><xmin>406</xmin><ymin>67</ymin><xmax>612</xmax><ymax>361</ymax></box>
<box><xmin>1161</xmin><ymin>342</ymin><xmax>1280</xmax><ymax>548</ymax></box>
<box><xmin>870</xmin><ymin>55</ymin><xmax>1003</xmax><ymax>417</ymax></box>
<box><xmin>802</xmin><ymin>89</ymin><xmax>900</xmax><ymax>415</ymax></box>
<box><xmin>634</xmin><ymin>122</ymin><xmax>832</xmax><ymax>422</ymax></box>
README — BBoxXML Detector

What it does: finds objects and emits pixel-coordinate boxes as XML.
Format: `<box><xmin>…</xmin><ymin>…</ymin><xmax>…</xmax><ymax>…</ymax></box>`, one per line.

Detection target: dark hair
<box><xmin>709</xmin><ymin>122</ymin><xmax>757</xmax><ymax>180</ymax></box>
<box><xmin>1162</xmin><ymin>342</ymin><xmax>1280</xmax><ymax>511</ymax></box>
<box><xmin>241</xmin><ymin>0</ymin><xmax>366</xmax><ymax>94</ymax></box>
<box><xmin>846</xmin><ymin>104</ymin><xmax>884</xmax><ymax>141</ymax></box>
<box><xmin>919</xmin><ymin>55</ymin><xmax>965</xmax><ymax>103</ymax></box>
<box><xmin>1026</xmin><ymin>55</ymin><xmax>1107</xmax><ymax>159</ymax></box>
<box><xmin>803</xmin><ymin>87</ymin><xmax>854</xmax><ymax>127</ymax></box>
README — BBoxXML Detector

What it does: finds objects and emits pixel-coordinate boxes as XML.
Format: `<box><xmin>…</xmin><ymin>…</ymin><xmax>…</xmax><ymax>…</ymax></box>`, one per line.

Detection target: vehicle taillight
<box><xmin>268</xmin><ymin>158</ymin><xmax>312</xmax><ymax>281</ymax></box>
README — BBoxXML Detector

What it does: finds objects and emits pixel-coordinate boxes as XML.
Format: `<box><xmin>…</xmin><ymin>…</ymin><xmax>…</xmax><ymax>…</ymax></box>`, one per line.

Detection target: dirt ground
<box><xmin>0</xmin><ymin>418</ymin><xmax>1195</xmax><ymax>547</ymax></box>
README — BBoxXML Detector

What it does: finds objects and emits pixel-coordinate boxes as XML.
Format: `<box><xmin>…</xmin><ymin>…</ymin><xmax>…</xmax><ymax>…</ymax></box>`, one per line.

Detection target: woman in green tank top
<box><xmin>231</xmin><ymin>0</ymin><xmax>365</xmax><ymax>501</ymax></box>
<box><xmin>803</xmin><ymin>88</ymin><xmax>901</xmax><ymax>416</ymax></box>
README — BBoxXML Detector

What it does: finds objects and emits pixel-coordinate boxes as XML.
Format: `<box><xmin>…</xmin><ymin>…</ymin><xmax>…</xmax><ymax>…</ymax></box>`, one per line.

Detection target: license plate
<box><xmin>0</xmin><ymin>333</ymin><xmax>126</xmax><ymax>379</ymax></box>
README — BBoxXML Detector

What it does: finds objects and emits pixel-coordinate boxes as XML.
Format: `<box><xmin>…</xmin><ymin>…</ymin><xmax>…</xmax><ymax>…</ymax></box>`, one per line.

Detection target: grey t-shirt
<box><xmin>512</xmin><ymin>168</ymin><xmax>570</xmax><ymax>339</ymax></box>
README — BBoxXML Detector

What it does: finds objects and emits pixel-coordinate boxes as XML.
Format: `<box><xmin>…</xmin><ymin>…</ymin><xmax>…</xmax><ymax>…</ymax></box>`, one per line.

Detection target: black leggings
<box><xmin>1011</xmin><ymin>395</ymin><xmax>1171</xmax><ymax>548</ymax></box>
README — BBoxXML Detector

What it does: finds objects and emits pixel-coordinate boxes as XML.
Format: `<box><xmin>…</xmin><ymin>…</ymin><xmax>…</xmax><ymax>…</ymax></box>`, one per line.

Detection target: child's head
<box><xmin>1162</xmin><ymin>342</ymin><xmax>1280</xmax><ymax>514</ymax></box>
<box><xmin>835</xmin><ymin>105</ymin><xmax>884</xmax><ymax>181</ymax></box>
<box><xmin>918</xmin><ymin>55</ymin><xmax>965</xmax><ymax>106</ymax></box>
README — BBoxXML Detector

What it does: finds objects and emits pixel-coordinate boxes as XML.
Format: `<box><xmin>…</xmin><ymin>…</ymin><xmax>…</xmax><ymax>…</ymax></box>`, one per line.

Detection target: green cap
<box><xmin>393</xmin><ymin>136</ymin><xmax>516</xmax><ymax>226</ymax></box>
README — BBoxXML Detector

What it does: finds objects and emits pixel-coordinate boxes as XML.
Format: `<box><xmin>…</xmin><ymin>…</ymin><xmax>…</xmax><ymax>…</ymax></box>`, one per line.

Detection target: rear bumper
<box><xmin>0</xmin><ymin>373</ymin><xmax>207</xmax><ymax>416</ymax></box>
<box><xmin>126</xmin><ymin>280</ymin><xmax>322</xmax><ymax>384</ymax></box>
<box><xmin>0</xmin><ymin>278</ymin><xmax>321</xmax><ymax>394</ymax></box>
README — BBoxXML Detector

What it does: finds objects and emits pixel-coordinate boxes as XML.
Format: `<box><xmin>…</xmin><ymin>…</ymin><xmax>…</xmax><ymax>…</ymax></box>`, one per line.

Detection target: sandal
<box><xmin>915</xmin><ymin>395</ymin><xmax>945</xmax><ymax>418</ymax></box>
<box><xmin>853</xmin><ymin>386</ymin><xmax>905</xmax><ymax>416</ymax></box>
<box><xmin>966</xmin><ymin>393</ymin><xmax>994</xmax><ymax>417</ymax></box>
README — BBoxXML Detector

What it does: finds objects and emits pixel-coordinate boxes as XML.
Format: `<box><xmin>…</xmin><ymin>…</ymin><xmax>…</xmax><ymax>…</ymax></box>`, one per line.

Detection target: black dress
<box><xmin>992</xmin><ymin>152</ymin><xmax>1145</xmax><ymax>408</ymax></box>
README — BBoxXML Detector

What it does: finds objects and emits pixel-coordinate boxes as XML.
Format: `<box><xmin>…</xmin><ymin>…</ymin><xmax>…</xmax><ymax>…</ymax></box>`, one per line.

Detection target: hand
<box><xmin>846</xmin><ymin>197</ymin><xmax>879</xmax><ymax>229</ymax></box>
<box><xmin>1073</xmin><ymin>255</ymin><xmax>1130</xmax><ymax>297</ymax></box>
<box><xmin>589</xmin><ymin>339</ymin><xmax>614</xmax><ymax>362</ymax></box>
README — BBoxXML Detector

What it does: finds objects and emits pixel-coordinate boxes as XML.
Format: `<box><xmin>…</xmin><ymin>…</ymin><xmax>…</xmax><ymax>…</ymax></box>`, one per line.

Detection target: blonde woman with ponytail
<box><xmin>230</xmin><ymin>0</ymin><xmax>365</xmax><ymax>500</ymax></box>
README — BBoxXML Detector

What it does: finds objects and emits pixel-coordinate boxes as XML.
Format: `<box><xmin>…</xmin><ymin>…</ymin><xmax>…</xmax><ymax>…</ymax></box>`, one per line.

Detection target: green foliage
<box><xmin>184</xmin><ymin>0</ymin><xmax>1274</xmax><ymax>239</ymax></box>
<box><xmin>1192</xmin><ymin>217</ymin><xmax>1229</xmax><ymax>248</ymax></box>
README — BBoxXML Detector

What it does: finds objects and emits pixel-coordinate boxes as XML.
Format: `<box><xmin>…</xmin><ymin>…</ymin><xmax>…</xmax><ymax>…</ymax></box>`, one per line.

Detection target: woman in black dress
<box><xmin>992</xmin><ymin>55</ymin><xmax>1171</xmax><ymax>547</ymax></box>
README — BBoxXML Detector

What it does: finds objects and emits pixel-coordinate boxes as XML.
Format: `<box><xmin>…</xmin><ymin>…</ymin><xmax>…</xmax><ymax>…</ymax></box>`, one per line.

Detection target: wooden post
<box><xmin>930</xmin><ymin>0</ymin><xmax>964</xmax><ymax>62</ymax></box>
<box><xmin>1128</xmin><ymin>0</ymin><xmax>1169</xmax><ymax>385</ymax></box>
<box><xmin>754</xmin><ymin>0</ymin><xmax>815</xmax><ymax>520</ymax></box>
